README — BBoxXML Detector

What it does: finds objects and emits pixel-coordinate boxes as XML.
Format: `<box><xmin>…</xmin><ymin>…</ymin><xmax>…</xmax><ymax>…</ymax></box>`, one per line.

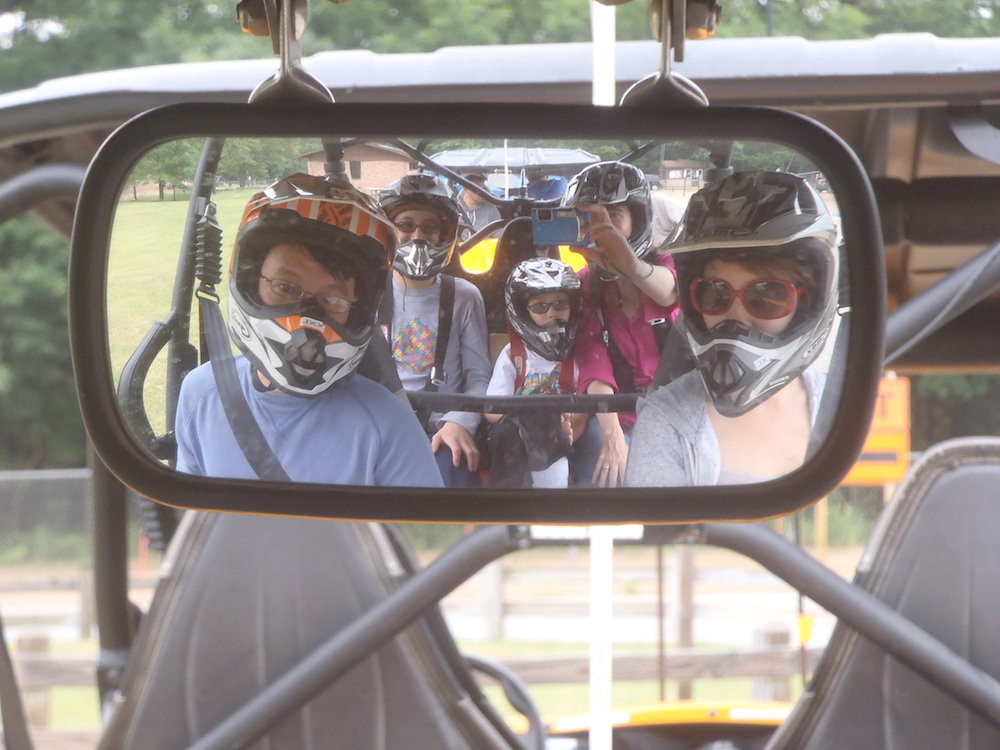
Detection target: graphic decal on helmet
<box><xmin>505</xmin><ymin>257</ymin><xmax>583</xmax><ymax>362</ymax></box>
<box><xmin>562</xmin><ymin>161</ymin><xmax>653</xmax><ymax>260</ymax></box>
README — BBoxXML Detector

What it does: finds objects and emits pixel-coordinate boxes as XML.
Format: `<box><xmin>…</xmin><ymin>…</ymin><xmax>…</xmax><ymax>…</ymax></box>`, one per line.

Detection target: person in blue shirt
<box><xmin>175</xmin><ymin>173</ymin><xmax>443</xmax><ymax>488</ymax></box>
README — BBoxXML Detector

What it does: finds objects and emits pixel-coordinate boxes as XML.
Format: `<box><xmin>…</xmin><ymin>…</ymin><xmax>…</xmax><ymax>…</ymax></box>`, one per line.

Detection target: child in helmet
<box><xmin>174</xmin><ymin>173</ymin><xmax>443</xmax><ymax>487</ymax></box>
<box><xmin>627</xmin><ymin>171</ymin><xmax>839</xmax><ymax>487</ymax></box>
<box><xmin>378</xmin><ymin>173</ymin><xmax>493</xmax><ymax>487</ymax></box>
<box><xmin>485</xmin><ymin>258</ymin><xmax>587</xmax><ymax>488</ymax></box>
<box><xmin>562</xmin><ymin>161</ymin><xmax>680</xmax><ymax>488</ymax></box>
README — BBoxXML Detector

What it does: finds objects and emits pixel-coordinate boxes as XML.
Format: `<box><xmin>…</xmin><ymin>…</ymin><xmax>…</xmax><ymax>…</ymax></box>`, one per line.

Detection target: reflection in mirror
<box><xmin>107</xmin><ymin>134</ymin><xmax>845</xmax><ymax>491</ymax></box>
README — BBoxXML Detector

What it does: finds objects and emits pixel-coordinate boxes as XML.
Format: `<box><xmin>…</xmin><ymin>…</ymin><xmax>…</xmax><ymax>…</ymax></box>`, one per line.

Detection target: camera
<box><xmin>531</xmin><ymin>208</ymin><xmax>590</xmax><ymax>246</ymax></box>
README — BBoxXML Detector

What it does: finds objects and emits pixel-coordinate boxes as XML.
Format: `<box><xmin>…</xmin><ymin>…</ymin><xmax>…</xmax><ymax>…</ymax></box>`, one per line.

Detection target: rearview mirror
<box><xmin>69</xmin><ymin>102</ymin><xmax>885</xmax><ymax>523</ymax></box>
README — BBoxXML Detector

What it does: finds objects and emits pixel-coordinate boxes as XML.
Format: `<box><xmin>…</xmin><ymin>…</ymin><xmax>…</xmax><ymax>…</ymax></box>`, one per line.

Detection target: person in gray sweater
<box><xmin>627</xmin><ymin>171</ymin><xmax>840</xmax><ymax>487</ymax></box>
<box><xmin>379</xmin><ymin>174</ymin><xmax>493</xmax><ymax>487</ymax></box>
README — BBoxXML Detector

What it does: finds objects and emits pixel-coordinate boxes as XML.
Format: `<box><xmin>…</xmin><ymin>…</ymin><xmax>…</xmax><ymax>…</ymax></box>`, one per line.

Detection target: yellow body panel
<box><xmin>459</xmin><ymin>240</ymin><xmax>587</xmax><ymax>275</ymax></box>
<box><xmin>544</xmin><ymin>701</ymin><xmax>792</xmax><ymax>734</ymax></box>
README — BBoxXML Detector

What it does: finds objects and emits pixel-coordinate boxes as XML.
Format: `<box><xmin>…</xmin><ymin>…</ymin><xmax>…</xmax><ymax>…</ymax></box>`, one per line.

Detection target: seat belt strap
<box><xmin>509</xmin><ymin>328</ymin><xmax>575</xmax><ymax>395</ymax></box>
<box><xmin>508</xmin><ymin>326</ymin><xmax>528</xmax><ymax>393</ymax></box>
<box><xmin>200</xmin><ymin>293</ymin><xmax>291</xmax><ymax>482</ymax></box>
<box><xmin>428</xmin><ymin>274</ymin><xmax>455</xmax><ymax>390</ymax></box>
<box><xmin>590</xmin><ymin>273</ymin><xmax>637</xmax><ymax>394</ymax></box>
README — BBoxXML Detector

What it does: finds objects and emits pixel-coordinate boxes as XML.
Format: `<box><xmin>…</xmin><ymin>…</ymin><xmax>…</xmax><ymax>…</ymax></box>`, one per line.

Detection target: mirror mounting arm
<box><xmin>247</xmin><ymin>0</ymin><xmax>334</xmax><ymax>105</ymax></box>
<box><xmin>619</xmin><ymin>0</ymin><xmax>709</xmax><ymax>109</ymax></box>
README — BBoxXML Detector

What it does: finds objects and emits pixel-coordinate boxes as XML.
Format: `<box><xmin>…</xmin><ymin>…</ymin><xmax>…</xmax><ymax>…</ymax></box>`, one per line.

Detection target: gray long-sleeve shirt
<box><xmin>388</xmin><ymin>274</ymin><xmax>492</xmax><ymax>435</ymax></box>
<box><xmin>626</xmin><ymin>368</ymin><xmax>825</xmax><ymax>487</ymax></box>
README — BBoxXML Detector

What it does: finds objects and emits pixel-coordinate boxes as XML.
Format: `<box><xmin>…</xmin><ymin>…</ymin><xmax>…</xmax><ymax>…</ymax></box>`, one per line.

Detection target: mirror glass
<box><xmin>107</xmin><ymin>134</ymin><xmax>845</xmax><ymax>491</ymax></box>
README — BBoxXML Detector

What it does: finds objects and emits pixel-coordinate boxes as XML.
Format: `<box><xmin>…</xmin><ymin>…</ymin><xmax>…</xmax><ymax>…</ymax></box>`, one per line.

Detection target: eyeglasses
<box><xmin>690</xmin><ymin>277</ymin><xmax>802</xmax><ymax>320</ymax></box>
<box><xmin>526</xmin><ymin>298</ymin><xmax>572</xmax><ymax>315</ymax></box>
<box><xmin>394</xmin><ymin>219</ymin><xmax>442</xmax><ymax>235</ymax></box>
<box><xmin>260</xmin><ymin>275</ymin><xmax>354</xmax><ymax>314</ymax></box>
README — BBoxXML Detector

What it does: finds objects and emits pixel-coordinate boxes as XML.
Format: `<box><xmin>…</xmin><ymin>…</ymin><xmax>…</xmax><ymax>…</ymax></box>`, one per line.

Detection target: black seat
<box><xmin>764</xmin><ymin>437</ymin><xmax>1000</xmax><ymax>749</ymax></box>
<box><xmin>96</xmin><ymin>514</ymin><xmax>528</xmax><ymax>750</ymax></box>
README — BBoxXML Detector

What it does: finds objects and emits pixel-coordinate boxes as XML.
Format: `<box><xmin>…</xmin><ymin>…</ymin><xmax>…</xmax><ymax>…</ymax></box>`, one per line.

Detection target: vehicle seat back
<box><xmin>96</xmin><ymin>513</ymin><xmax>515</xmax><ymax>750</ymax></box>
<box><xmin>463</xmin><ymin>217</ymin><xmax>543</xmax><ymax>333</ymax></box>
<box><xmin>765</xmin><ymin>437</ymin><xmax>1000</xmax><ymax>750</ymax></box>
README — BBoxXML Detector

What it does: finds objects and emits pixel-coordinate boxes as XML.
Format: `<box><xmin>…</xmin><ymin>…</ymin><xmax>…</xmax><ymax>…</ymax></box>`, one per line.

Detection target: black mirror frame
<box><xmin>69</xmin><ymin>102</ymin><xmax>885</xmax><ymax>524</ymax></box>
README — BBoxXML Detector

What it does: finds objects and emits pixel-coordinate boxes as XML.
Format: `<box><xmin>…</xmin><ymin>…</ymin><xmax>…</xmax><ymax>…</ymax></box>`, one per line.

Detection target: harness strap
<box><xmin>200</xmin><ymin>293</ymin><xmax>291</xmax><ymax>481</ymax></box>
<box><xmin>508</xmin><ymin>327</ymin><xmax>576</xmax><ymax>395</ymax></box>
<box><xmin>509</xmin><ymin>325</ymin><xmax>528</xmax><ymax>393</ymax></box>
<box><xmin>381</xmin><ymin>275</ymin><xmax>456</xmax><ymax>430</ymax></box>
<box><xmin>590</xmin><ymin>273</ymin><xmax>638</xmax><ymax>394</ymax></box>
<box><xmin>589</xmin><ymin>270</ymin><xmax>672</xmax><ymax>394</ymax></box>
<box><xmin>429</xmin><ymin>274</ymin><xmax>456</xmax><ymax>391</ymax></box>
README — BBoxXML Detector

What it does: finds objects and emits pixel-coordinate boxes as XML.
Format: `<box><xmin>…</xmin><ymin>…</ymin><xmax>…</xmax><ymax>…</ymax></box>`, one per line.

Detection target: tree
<box><xmin>715</xmin><ymin>0</ymin><xmax>1000</xmax><ymax>40</ymax></box>
<box><xmin>219</xmin><ymin>138</ymin><xmax>320</xmax><ymax>186</ymax></box>
<box><xmin>910</xmin><ymin>374</ymin><xmax>1000</xmax><ymax>450</ymax></box>
<box><xmin>0</xmin><ymin>1</ymin><xmax>653</xmax><ymax>95</ymax></box>
<box><xmin>0</xmin><ymin>218</ymin><xmax>85</xmax><ymax>469</ymax></box>
<box><xmin>133</xmin><ymin>139</ymin><xmax>204</xmax><ymax>199</ymax></box>
<box><xmin>7</xmin><ymin>0</ymin><xmax>1000</xmax><ymax>98</ymax></box>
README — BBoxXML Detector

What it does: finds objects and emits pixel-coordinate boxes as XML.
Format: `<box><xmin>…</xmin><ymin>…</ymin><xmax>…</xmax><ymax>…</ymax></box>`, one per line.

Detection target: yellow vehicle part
<box><xmin>459</xmin><ymin>238</ymin><xmax>587</xmax><ymax>275</ymax></box>
<box><xmin>519</xmin><ymin>700</ymin><xmax>791</xmax><ymax>735</ymax></box>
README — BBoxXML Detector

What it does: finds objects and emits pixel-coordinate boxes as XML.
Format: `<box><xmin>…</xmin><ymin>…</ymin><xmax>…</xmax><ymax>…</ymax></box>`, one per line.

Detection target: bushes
<box><xmin>0</xmin><ymin>528</ymin><xmax>89</xmax><ymax>564</ymax></box>
<box><xmin>394</xmin><ymin>523</ymin><xmax>470</xmax><ymax>551</ymax></box>
<box><xmin>792</xmin><ymin>486</ymin><xmax>884</xmax><ymax>547</ymax></box>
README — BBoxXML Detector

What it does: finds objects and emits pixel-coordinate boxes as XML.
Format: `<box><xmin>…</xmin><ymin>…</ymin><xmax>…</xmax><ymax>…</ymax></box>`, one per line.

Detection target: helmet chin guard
<box><xmin>393</xmin><ymin>238</ymin><xmax>452</xmax><ymax>280</ymax></box>
<box><xmin>679</xmin><ymin>317</ymin><xmax>816</xmax><ymax>417</ymax></box>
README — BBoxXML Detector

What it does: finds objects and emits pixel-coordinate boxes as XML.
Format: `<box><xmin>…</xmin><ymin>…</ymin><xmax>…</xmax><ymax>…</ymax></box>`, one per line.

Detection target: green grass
<box><xmin>49</xmin><ymin>687</ymin><xmax>101</xmax><ymax>729</ymax></box>
<box><xmin>42</xmin><ymin>677</ymin><xmax>799</xmax><ymax>732</ymax></box>
<box><xmin>460</xmin><ymin>640</ymin><xmax>660</xmax><ymax>657</ymax></box>
<box><xmin>0</xmin><ymin>530</ymin><xmax>90</xmax><ymax>564</ymax></box>
<box><xmin>39</xmin><ymin>634</ymin><xmax>804</xmax><ymax>730</ymax></box>
<box><xmin>485</xmin><ymin>676</ymin><xmax>806</xmax><ymax>721</ymax></box>
<box><xmin>464</xmin><ymin>640</ymin><xmax>806</xmax><ymax>721</ymax></box>
<box><xmin>108</xmin><ymin>188</ymin><xmax>257</xmax><ymax>432</ymax></box>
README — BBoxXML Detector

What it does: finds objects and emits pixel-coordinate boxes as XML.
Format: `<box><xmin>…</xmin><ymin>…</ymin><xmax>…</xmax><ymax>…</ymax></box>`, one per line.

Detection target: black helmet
<box><xmin>379</xmin><ymin>173</ymin><xmax>460</xmax><ymax>280</ymax></box>
<box><xmin>228</xmin><ymin>173</ymin><xmax>395</xmax><ymax>397</ymax></box>
<box><xmin>562</xmin><ymin>161</ymin><xmax>653</xmax><ymax>259</ymax></box>
<box><xmin>667</xmin><ymin>171</ymin><xmax>839</xmax><ymax>416</ymax></box>
<box><xmin>505</xmin><ymin>258</ymin><xmax>582</xmax><ymax>361</ymax></box>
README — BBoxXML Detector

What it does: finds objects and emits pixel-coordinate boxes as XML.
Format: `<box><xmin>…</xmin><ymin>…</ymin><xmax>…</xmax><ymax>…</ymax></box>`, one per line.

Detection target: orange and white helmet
<box><xmin>227</xmin><ymin>173</ymin><xmax>396</xmax><ymax>396</ymax></box>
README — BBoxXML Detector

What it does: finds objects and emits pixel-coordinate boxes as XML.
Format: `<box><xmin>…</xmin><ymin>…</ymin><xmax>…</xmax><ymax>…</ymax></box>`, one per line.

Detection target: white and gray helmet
<box><xmin>562</xmin><ymin>161</ymin><xmax>653</xmax><ymax>260</ymax></box>
<box><xmin>667</xmin><ymin>170</ymin><xmax>839</xmax><ymax>416</ymax></box>
<box><xmin>505</xmin><ymin>258</ymin><xmax>582</xmax><ymax>361</ymax></box>
<box><xmin>379</xmin><ymin>173</ymin><xmax>461</xmax><ymax>280</ymax></box>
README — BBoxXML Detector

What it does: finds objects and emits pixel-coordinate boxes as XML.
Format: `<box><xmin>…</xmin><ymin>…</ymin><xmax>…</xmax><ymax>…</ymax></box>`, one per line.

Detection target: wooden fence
<box><xmin>3</xmin><ymin>553</ymin><xmax>823</xmax><ymax>742</ymax></box>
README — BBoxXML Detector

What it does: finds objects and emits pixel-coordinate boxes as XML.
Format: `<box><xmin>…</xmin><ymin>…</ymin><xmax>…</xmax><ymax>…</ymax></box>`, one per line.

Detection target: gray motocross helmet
<box><xmin>379</xmin><ymin>173</ymin><xmax>460</xmax><ymax>280</ymax></box>
<box><xmin>562</xmin><ymin>161</ymin><xmax>653</xmax><ymax>260</ymax></box>
<box><xmin>505</xmin><ymin>258</ymin><xmax>582</xmax><ymax>362</ymax></box>
<box><xmin>667</xmin><ymin>170</ymin><xmax>839</xmax><ymax>417</ymax></box>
